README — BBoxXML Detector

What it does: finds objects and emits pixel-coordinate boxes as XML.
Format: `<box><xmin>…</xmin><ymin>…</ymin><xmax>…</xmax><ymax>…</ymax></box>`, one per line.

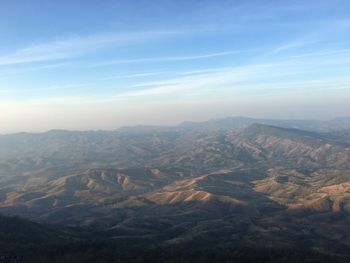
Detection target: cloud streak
<box><xmin>87</xmin><ymin>49</ymin><xmax>256</xmax><ymax>67</ymax></box>
<box><xmin>0</xmin><ymin>30</ymin><xmax>182</xmax><ymax>66</ymax></box>
<box><xmin>3</xmin><ymin>44</ymin><xmax>350</xmax><ymax>104</ymax></box>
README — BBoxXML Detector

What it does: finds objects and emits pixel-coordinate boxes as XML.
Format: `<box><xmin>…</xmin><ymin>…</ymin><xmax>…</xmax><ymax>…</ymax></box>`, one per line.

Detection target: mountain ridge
<box><xmin>2</xmin><ymin>116</ymin><xmax>350</xmax><ymax>136</ymax></box>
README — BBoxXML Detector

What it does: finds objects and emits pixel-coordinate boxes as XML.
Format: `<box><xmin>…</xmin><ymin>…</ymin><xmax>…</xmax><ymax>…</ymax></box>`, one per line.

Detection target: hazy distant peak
<box><xmin>240</xmin><ymin>123</ymin><xmax>325</xmax><ymax>141</ymax></box>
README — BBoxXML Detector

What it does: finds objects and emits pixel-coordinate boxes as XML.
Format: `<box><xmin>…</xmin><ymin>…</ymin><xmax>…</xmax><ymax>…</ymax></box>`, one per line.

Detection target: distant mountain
<box><xmin>180</xmin><ymin>116</ymin><xmax>350</xmax><ymax>132</ymax></box>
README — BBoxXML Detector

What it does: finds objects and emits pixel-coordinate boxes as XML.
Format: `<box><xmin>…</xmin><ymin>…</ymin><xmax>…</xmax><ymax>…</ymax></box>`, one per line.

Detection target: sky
<box><xmin>0</xmin><ymin>0</ymin><xmax>350</xmax><ymax>133</ymax></box>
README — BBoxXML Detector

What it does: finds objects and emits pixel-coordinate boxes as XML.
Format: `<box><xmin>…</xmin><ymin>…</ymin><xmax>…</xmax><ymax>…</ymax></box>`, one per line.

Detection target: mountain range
<box><xmin>1</xmin><ymin>117</ymin><xmax>350</xmax><ymax>261</ymax></box>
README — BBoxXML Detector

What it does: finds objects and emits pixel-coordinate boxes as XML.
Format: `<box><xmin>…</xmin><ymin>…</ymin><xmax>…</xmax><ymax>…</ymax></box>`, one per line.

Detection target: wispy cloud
<box><xmin>0</xmin><ymin>30</ymin><xmax>182</xmax><ymax>66</ymax></box>
<box><xmin>290</xmin><ymin>48</ymin><xmax>350</xmax><ymax>59</ymax></box>
<box><xmin>3</xmin><ymin>41</ymin><xmax>350</xmax><ymax>103</ymax></box>
<box><xmin>0</xmin><ymin>62</ymin><xmax>70</xmax><ymax>78</ymax></box>
<box><xmin>100</xmin><ymin>71</ymin><xmax>168</xmax><ymax>80</ymax></box>
<box><xmin>108</xmin><ymin>49</ymin><xmax>350</xmax><ymax>100</ymax></box>
<box><xmin>87</xmin><ymin>49</ymin><xmax>256</xmax><ymax>67</ymax></box>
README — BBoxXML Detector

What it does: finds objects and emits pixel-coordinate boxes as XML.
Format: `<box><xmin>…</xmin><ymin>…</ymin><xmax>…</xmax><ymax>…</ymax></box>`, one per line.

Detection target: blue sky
<box><xmin>1</xmin><ymin>0</ymin><xmax>350</xmax><ymax>132</ymax></box>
